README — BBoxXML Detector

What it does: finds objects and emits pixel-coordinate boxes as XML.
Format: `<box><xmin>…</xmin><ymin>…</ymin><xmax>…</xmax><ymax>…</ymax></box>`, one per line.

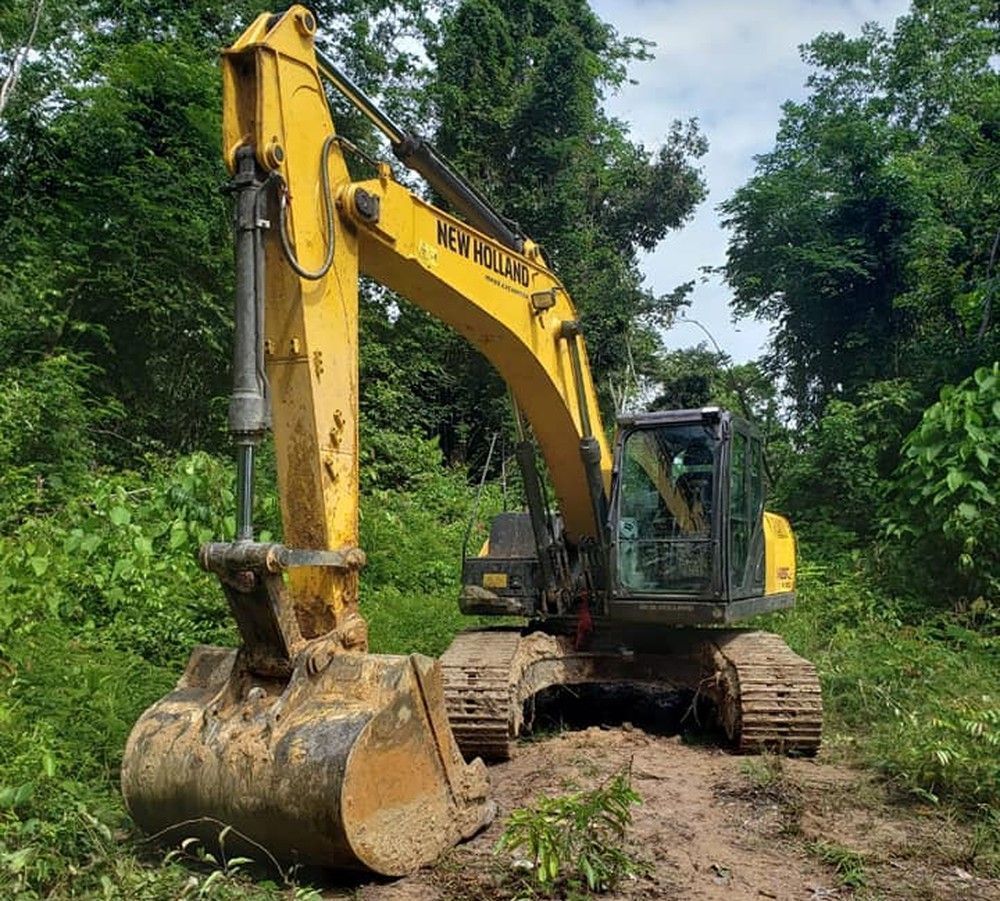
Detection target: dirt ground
<box><xmin>340</xmin><ymin>725</ymin><xmax>998</xmax><ymax>900</ymax></box>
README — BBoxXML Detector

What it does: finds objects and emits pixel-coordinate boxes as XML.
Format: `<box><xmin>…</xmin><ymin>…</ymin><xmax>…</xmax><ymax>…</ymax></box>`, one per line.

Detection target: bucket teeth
<box><xmin>121</xmin><ymin>641</ymin><xmax>493</xmax><ymax>876</ymax></box>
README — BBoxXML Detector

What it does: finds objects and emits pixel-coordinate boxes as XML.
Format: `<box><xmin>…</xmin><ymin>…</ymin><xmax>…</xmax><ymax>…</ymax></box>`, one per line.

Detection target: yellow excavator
<box><xmin>121</xmin><ymin>5</ymin><xmax>821</xmax><ymax>877</ymax></box>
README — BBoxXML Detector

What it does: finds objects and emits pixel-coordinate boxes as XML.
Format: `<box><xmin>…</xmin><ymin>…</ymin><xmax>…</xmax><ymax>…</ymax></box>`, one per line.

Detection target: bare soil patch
<box><xmin>344</xmin><ymin>727</ymin><xmax>997</xmax><ymax>900</ymax></box>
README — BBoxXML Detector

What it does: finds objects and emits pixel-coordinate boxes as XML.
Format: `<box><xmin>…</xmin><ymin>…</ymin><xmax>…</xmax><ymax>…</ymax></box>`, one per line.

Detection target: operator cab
<box><xmin>608</xmin><ymin>407</ymin><xmax>791</xmax><ymax>624</ymax></box>
<box><xmin>460</xmin><ymin>407</ymin><xmax>795</xmax><ymax>626</ymax></box>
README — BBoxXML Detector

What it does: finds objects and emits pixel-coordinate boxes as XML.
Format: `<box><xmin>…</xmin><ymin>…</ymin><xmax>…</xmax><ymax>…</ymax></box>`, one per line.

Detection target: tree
<box><xmin>722</xmin><ymin>0</ymin><xmax>999</xmax><ymax>423</ymax></box>
<box><xmin>393</xmin><ymin>0</ymin><xmax>708</xmax><ymax>462</ymax></box>
<box><xmin>0</xmin><ymin>0</ymin><xmax>44</xmax><ymax>117</ymax></box>
<box><xmin>0</xmin><ymin>1</ymin><xmax>445</xmax><ymax>457</ymax></box>
<box><xmin>886</xmin><ymin>364</ymin><xmax>1000</xmax><ymax>606</ymax></box>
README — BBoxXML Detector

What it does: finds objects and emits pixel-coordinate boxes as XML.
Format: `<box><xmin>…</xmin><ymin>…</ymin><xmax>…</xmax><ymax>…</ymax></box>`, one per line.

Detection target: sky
<box><xmin>589</xmin><ymin>0</ymin><xmax>911</xmax><ymax>362</ymax></box>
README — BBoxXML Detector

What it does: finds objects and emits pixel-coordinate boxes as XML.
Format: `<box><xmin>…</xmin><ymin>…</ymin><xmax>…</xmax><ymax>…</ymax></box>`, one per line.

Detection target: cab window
<box><xmin>617</xmin><ymin>424</ymin><xmax>716</xmax><ymax>593</ymax></box>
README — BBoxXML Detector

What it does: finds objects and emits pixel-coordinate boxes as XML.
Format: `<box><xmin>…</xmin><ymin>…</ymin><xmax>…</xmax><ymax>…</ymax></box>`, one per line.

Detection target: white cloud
<box><xmin>591</xmin><ymin>0</ymin><xmax>910</xmax><ymax>362</ymax></box>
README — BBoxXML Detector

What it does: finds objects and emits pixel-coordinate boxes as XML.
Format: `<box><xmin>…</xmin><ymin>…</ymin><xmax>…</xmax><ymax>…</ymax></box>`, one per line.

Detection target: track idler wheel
<box><xmin>121</xmin><ymin>641</ymin><xmax>494</xmax><ymax>875</ymax></box>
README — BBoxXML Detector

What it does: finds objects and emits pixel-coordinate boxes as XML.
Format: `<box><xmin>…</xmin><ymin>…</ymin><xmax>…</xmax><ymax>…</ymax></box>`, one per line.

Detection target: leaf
<box><xmin>969</xmin><ymin>481</ymin><xmax>996</xmax><ymax>504</ymax></box>
<box><xmin>945</xmin><ymin>469</ymin><xmax>967</xmax><ymax>492</ymax></box>
<box><xmin>974</xmin><ymin>369</ymin><xmax>996</xmax><ymax>392</ymax></box>
<box><xmin>109</xmin><ymin>506</ymin><xmax>131</xmax><ymax>526</ymax></box>
<box><xmin>957</xmin><ymin>502</ymin><xmax>977</xmax><ymax>520</ymax></box>
<box><xmin>29</xmin><ymin>556</ymin><xmax>49</xmax><ymax>576</ymax></box>
<box><xmin>13</xmin><ymin>782</ymin><xmax>34</xmax><ymax>806</ymax></box>
<box><xmin>922</xmin><ymin>444</ymin><xmax>945</xmax><ymax>462</ymax></box>
<box><xmin>2</xmin><ymin>847</ymin><xmax>33</xmax><ymax>873</ymax></box>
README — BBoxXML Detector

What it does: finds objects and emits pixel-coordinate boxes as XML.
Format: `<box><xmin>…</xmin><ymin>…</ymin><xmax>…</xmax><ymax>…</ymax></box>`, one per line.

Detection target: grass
<box><xmin>757</xmin><ymin>545</ymin><xmax>1000</xmax><ymax>874</ymax></box>
<box><xmin>806</xmin><ymin>840</ymin><xmax>869</xmax><ymax>890</ymax></box>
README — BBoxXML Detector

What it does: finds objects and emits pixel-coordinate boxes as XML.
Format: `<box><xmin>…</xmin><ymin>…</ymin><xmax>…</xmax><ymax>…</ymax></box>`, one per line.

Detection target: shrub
<box><xmin>495</xmin><ymin>766</ymin><xmax>646</xmax><ymax>896</ymax></box>
<box><xmin>885</xmin><ymin>363</ymin><xmax>1000</xmax><ymax>606</ymax></box>
<box><xmin>773</xmin><ymin>380</ymin><xmax>917</xmax><ymax>539</ymax></box>
<box><xmin>762</xmin><ymin>544</ymin><xmax>999</xmax><ymax>812</ymax></box>
<box><xmin>0</xmin><ymin>355</ymin><xmax>120</xmax><ymax>528</ymax></box>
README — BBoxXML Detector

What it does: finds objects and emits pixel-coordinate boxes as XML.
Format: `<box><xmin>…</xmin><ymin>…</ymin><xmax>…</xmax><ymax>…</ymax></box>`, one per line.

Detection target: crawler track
<box><xmin>441</xmin><ymin>630</ymin><xmax>523</xmax><ymax>761</ymax></box>
<box><xmin>708</xmin><ymin>631</ymin><xmax>823</xmax><ymax>754</ymax></box>
<box><xmin>441</xmin><ymin>628</ymin><xmax>822</xmax><ymax>761</ymax></box>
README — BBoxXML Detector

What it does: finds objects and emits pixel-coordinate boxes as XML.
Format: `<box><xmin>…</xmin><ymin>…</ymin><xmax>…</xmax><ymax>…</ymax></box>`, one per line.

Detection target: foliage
<box><xmin>1</xmin><ymin>24</ymin><xmax>238</xmax><ymax>453</ymax></box>
<box><xmin>886</xmin><ymin>363</ymin><xmax>1000</xmax><ymax>604</ymax></box>
<box><xmin>760</xmin><ymin>545</ymin><xmax>999</xmax><ymax>821</ymax></box>
<box><xmin>0</xmin><ymin>445</ymin><xmax>500</xmax><ymax>896</ymax></box>
<box><xmin>0</xmin><ymin>453</ymin><xmax>250</xmax><ymax>667</ymax></box>
<box><xmin>772</xmin><ymin>379</ymin><xmax>917</xmax><ymax>537</ymax></box>
<box><xmin>410</xmin><ymin>0</ymin><xmax>707</xmax><ymax>452</ymax></box>
<box><xmin>0</xmin><ymin>355</ymin><xmax>121</xmax><ymax>528</ymax></box>
<box><xmin>495</xmin><ymin>766</ymin><xmax>646</xmax><ymax>897</ymax></box>
<box><xmin>722</xmin><ymin>0</ymin><xmax>999</xmax><ymax>422</ymax></box>
<box><xmin>360</xmin><ymin>430</ymin><xmax>504</xmax><ymax>655</ymax></box>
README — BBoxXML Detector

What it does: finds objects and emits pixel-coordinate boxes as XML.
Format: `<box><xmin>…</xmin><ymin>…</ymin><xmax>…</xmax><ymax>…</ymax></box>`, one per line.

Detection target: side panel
<box><xmin>764</xmin><ymin>511</ymin><xmax>796</xmax><ymax>595</ymax></box>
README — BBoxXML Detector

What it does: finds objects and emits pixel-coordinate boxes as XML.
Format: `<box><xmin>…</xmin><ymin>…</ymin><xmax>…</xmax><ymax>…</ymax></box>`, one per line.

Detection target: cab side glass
<box><xmin>729</xmin><ymin>431</ymin><xmax>749</xmax><ymax>587</ymax></box>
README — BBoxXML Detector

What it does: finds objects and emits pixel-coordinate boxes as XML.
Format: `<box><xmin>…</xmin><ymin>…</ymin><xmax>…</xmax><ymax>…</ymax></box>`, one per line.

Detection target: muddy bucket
<box><xmin>121</xmin><ymin>641</ymin><xmax>494</xmax><ymax>875</ymax></box>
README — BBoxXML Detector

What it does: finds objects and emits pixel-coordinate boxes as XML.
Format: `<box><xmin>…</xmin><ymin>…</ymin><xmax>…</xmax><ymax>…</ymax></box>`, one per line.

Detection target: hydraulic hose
<box><xmin>277</xmin><ymin>134</ymin><xmax>337</xmax><ymax>281</ymax></box>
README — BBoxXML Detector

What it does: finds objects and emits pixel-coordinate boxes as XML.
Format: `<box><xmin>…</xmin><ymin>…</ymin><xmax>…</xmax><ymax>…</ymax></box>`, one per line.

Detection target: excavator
<box><xmin>121</xmin><ymin>5</ymin><xmax>821</xmax><ymax>878</ymax></box>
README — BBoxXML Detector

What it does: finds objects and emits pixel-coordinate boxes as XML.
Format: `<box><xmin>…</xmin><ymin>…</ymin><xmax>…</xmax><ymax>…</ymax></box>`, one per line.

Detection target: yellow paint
<box><xmin>222</xmin><ymin>4</ymin><xmax>613</xmax><ymax>632</ymax></box>
<box><xmin>222</xmin><ymin>9</ymin><xmax>360</xmax><ymax>634</ymax></box>
<box><xmin>764</xmin><ymin>511</ymin><xmax>796</xmax><ymax>595</ymax></box>
<box><xmin>341</xmin><ymin>178</ymin><xmax>612</xmax><ymax>542</ymax></box>
<box><xmin>482</xmin><ymin>573</ymin><xmax>509</xmax><ymax>589</ymax></box>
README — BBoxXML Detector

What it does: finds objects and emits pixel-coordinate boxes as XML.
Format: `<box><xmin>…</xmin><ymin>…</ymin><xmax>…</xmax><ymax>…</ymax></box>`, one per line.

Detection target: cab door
<box><xmin>725</xmin><ymin>423</ymin><xmax>766</xmax><ymax>600</ymax></box>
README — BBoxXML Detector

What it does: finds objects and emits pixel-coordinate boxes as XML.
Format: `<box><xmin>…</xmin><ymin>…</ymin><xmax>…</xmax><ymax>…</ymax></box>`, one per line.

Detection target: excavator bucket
<box><xmin>121</xmin><ymin>545</ymin><xmax>493</xmax><ymax>876</ymax></box>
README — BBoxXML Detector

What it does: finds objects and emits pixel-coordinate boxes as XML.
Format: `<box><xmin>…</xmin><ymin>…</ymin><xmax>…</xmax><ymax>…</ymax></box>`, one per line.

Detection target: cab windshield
<box><xmin>616</xmin><ymin>423</ymin><xmax>717</xmax><ymax>594</ymax></box>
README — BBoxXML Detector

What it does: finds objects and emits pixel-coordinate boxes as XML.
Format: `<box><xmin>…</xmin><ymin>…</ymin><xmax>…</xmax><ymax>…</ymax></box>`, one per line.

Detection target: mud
<box><xmin>341</xmin><ymin>727</ymin><xmax>998</xmax><ymax>900</ymax></box>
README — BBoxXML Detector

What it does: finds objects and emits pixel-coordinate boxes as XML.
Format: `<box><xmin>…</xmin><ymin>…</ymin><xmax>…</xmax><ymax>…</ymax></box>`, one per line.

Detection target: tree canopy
<box><xmin>721</xmin><ymin>0</ymin><xmax>999</xmax><ymax>422</ymax></box>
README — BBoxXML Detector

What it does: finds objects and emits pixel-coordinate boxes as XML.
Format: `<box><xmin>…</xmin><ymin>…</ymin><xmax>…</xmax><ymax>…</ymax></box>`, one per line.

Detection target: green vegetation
<box><xmin>764</xmin><ymin>550</ymin><xmax>998</xmax><ymax>813</ymax></box>
<box><xmin>495</xmin><ymin>766</ymin><xmax>646</xmax><ymax>897</ymax></box>
<box><xmin>0</xmin><ymin>446</ymin><xmax>495</xmax><ymax>897</ymax></box>
<box><xmin>0</xmin><ymin>0</ymin><xmax>997</xmax><ymax>897</ymax></box>
<box><xmin>806</xmin><ymin>840</ymin><xmax>869</xmax><ymax>891</ymax></box>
